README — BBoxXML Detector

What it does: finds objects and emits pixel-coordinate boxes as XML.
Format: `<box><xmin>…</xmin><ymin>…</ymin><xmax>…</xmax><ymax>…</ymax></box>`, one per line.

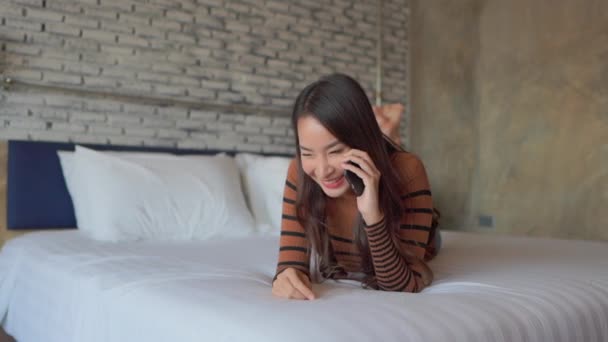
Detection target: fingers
<box><xmin>272</xmin><ymin>282</ymin><xmax>307</xmax><ymax>300</ymax></box>
<box><xmin>343</xmin><ymin>155</ymin><xmax>375</xmax><ymax>177</ymax></box>
<box><xmin>341</xmin><ymin>160</ymin><xmax>370</xmax><ymax>183</ymax></box>
<box><xmin>287</xmin><ymin>274</ymin><xmax>315</xmax><ymax>300</ymax></box>
<box><xmin>272</xmin><ymin>284</ymin><xmax>307</xmax><ymax>300</ymax></box>
<box><xmin>342</xmin><ymin>150</ymin><xmax>380</xmax><ymax>182</ymax></box>
<box><xmin>272</xmin><ymin>268</ymin><xmax>315</xmax><ymax>300</ymax></box>
<box><xmin>273</xmin><ymin>276</ymin><xmax>306</xmax><ymax>300</ymax></box>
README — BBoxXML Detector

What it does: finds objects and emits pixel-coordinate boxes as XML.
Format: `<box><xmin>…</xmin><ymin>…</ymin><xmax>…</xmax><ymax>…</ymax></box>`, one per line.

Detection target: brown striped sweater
<box><xmin>275</xmin><ymin>151</ymin><xmax>438</xmax><ymax>293</ymax></box>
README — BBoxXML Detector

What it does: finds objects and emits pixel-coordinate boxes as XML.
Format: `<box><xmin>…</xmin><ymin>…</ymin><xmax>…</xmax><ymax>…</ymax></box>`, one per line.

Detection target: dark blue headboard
<box><xmin>6</xmin><ymin>140</ymin><xmax>291</xmax><ymax>230</ymax></box>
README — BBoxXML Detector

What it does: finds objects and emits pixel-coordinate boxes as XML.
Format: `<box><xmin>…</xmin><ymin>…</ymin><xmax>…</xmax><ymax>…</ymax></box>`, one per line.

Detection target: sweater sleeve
<box><xmin>365</xmin><ymin>153</ymin><xmax>434</xmax><ymax>293</ymax></box>
<box><xmin>274</xmin><ymin>159</ymin><xmax>311</xmax><ymax>281</ymax></box>
<box><xmin>396</xmin><ymin>154</ymin><xmax>434</xmax><ymax>260</ymax></box>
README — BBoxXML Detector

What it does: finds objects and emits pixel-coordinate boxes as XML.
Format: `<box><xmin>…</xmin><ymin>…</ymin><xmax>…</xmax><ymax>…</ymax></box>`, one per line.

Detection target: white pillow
<box><xmin>235</xmin><ymin>153</ymin><xmax>292</xmax><ymax>235</ymax></box>
<box><xmin>58</xmin><ymin>149</ymin><xmax>196</xmax><ymax>235</ymax></box>
<box><xmin>59</xmin><ymin>146</ymin><xmax>256</xmax><ymax>241</ymax></box>
<box><xmin>58</xmin><ymin>150</ymin><xmax>92</xmax><ymax>232</ymax></box>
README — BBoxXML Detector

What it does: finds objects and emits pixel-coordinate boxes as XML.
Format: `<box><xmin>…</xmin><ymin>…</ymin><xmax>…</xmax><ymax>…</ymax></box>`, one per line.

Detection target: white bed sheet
<box><xmin>1</xmin><ymin>230</ymin><xmax>607</xmax><ymax>342</ymax></box>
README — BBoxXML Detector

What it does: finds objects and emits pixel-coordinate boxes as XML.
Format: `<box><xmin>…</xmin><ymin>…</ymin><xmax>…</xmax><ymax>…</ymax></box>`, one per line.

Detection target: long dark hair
<box><xmin>291</xmin><ymin>73</ymin><xmax>406</xmax><ymax>288</ymax></box>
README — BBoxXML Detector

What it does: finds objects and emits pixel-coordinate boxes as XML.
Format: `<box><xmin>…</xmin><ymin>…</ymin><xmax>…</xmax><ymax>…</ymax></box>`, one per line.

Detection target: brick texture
<box><xmin>0</xmin><ymin>0</ymin><xmax>410</xmax><ymax>153</ymax></box>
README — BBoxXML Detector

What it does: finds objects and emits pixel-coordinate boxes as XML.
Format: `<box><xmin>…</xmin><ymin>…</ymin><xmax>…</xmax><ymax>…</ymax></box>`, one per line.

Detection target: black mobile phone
<box><xmin>344</xmin><ymin>161</ymin><xmax>365</xmax><ymax>196</ymax></box>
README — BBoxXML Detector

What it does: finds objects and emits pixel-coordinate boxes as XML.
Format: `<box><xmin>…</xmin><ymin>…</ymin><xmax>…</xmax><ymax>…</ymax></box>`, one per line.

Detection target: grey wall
<box><xmin>409</xmin><ymin>0</ymin><xmax>479</xmax><ymax>233</ymax></box>
<box><xmin>0</xmin><ymin>0</ymin><xmax>410</xmax><ymax>152</ymax></box>
<box><xmin>410</xmin><ymin>0</ymin><xmax>608</xmax><ymax>240</ymax></box>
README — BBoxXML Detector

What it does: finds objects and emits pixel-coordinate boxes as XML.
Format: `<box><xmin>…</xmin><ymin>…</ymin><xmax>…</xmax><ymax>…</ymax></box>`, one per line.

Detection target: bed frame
<box><xmin>2</xmin><ymin>141</ymin><xmax>607</xmax><ymax>342</ymax></box>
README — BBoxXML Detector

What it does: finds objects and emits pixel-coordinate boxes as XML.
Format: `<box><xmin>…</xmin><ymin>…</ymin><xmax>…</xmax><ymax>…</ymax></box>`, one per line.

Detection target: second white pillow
<box><xmin>235</xmin><ymin>153</ymin><xmax>292</xmax><ymax>235</ymax></box>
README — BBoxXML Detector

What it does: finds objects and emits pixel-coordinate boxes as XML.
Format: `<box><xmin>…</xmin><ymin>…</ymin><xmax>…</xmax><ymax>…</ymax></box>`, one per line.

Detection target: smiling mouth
<box><xmin>321</xmin><ymin>175</ymin><xmax>345</xmax><ymax>189</ymax></box>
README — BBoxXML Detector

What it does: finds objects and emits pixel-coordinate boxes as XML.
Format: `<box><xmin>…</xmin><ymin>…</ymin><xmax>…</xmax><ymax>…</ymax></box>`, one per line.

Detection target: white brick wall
<box><xmin>0</xmin><ymin>0</ymin><xmax>410</xmax><ymax>152</ymax></box>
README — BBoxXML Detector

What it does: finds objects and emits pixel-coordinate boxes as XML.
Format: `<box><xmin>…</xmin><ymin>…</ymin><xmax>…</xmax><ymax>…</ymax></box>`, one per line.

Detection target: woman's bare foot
<box><xmin>373</xmin><ymin>103</ymin><xmax>404</xmax><ymax>145</ymax></box>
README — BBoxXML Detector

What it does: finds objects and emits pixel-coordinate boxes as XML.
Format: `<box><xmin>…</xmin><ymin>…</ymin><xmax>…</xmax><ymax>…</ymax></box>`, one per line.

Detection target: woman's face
<box><xmin>297</xmin><ymin>115</ymin><xmax>352</xmax><ymax>198</ymax></box>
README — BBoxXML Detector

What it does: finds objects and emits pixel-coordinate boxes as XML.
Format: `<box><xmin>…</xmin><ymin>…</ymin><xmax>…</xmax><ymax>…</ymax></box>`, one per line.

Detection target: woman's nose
<box><xmin>316</xmin><ymin>157</ymin><xmax>334</xmax><ymax>179</ymax></box>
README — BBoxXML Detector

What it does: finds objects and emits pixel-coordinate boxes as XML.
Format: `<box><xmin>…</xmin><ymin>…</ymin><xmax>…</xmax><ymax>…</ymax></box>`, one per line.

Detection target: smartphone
<box><xmin>344</xmin><ymin>161</ymin><xmax>365</xmax><ymax>196</ymax></box>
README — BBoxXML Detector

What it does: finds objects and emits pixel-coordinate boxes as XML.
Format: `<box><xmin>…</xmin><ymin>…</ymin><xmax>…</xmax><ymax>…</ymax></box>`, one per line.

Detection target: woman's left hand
<box><xmin>342</xmin><ymin>149</ymin><xmax>384</xmax><ymax>225</ymax></box>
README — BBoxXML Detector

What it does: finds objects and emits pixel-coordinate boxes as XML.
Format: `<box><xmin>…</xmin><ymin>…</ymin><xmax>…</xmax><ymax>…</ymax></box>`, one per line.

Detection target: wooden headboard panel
<box><xmin>0</xmin><ymin>142</ymin><xmax>38</xmax><ymax>247</ymax></box>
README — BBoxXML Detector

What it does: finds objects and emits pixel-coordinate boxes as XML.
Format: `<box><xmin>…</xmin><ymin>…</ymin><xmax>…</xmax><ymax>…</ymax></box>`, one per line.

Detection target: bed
<box><xmin>1</xmin><ymin>140</ymin><xmax>607</xmax><ymax>342</ymax></box>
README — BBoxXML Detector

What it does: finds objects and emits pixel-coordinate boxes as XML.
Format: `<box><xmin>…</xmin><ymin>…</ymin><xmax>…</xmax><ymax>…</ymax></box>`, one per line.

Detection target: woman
<box><xmin>272</xmin><ymin>74</ymin><xmax>440</xmax><ymax>300</ymax></box>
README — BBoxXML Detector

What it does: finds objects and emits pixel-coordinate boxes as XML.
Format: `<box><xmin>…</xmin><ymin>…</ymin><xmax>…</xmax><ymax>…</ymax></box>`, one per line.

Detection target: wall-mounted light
<box><xmin>1</xmin><ymin>76</ymin><xmax>13</xmax><ymax>91</ymax></box>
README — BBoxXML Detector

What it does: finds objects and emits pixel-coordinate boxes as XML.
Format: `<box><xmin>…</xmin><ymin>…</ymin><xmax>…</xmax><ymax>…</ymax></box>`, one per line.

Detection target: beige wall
<box><xmin>410</xmin><ymin>0</ymin><xmax>608</xmax><ymax>240</ymax></box>
<box><xmin>409</xmin><ymin>0</ymin><xmax>481</xmax><ymax>232</ymax></box>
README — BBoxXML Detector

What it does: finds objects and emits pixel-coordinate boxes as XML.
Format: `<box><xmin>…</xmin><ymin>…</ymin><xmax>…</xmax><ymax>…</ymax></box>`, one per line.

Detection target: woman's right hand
<box><xmin>272</xmin><ymin>268</ymin><xmax>316</xmax><ymax>300</ymax></box>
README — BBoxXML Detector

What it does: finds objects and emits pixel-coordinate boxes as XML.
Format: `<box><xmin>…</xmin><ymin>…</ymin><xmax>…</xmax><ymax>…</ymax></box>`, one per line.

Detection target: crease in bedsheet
<box><xmin>424</xmin><ymin>281</ymin><xmax>531</xmax><ymax>297</ymax></box>
<box><xmin>98</xmin><ymin>271</ymin><xmax>273</xmax><ymax>295</ymax></box>
<box><xmin>62</xmin><ymin>257</ymin><xmax>274</xmax><ymax>294</ymax></box>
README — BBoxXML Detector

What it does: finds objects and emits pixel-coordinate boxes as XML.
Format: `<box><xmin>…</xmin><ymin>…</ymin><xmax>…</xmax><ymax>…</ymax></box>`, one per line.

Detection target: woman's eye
<box><xmin>300</xmin><ymin>152</ymin><xmax>312</xmax><ymax>157</ymax></box>
<box><xmin>329</xmin><ymin>149</ymin><xmax>343</xmax><ymax>154</ymax></box>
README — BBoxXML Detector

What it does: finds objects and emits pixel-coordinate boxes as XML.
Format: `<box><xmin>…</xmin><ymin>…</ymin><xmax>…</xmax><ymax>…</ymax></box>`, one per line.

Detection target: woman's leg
<box><xmin>373</xmin><ymin>103</ymin><xmax>403</xmax><ymax>145</ymax></box>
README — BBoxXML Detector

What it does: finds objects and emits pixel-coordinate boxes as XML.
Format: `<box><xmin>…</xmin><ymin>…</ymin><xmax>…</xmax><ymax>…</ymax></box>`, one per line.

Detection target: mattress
<box><xmin>1</xmin><ymin>230</ymin><xmax>607</xmax><ymax>342</ymax></box>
